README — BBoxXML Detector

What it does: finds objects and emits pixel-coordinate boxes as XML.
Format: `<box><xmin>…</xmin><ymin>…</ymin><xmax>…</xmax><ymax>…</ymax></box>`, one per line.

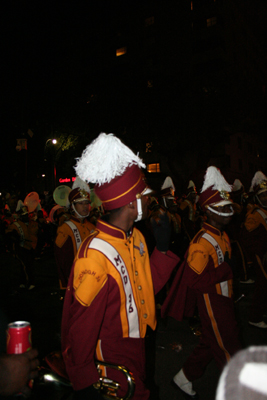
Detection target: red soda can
<box><xmin>6</xmin><ymin>321</ymin><xmax>32</xmax><ymax>354</ymax></box>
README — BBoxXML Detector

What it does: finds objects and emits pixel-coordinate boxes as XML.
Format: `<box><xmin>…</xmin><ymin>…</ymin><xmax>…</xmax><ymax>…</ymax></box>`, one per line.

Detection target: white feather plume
<box><xmin>251</xmin><ymin>171</ymin><xmax>267</xmax><ymax>190</ymax></box>
<box><xmin>74</xmin><ymin>133</ymin><xmax>146</xmax><ymax>185</ymax></box>
<box><xmin>16</xmin><ymin>199</ymin><xmax>25</xmax><ymax>212</ymax></box>
<box><xmin>72</xmin><ymin>176</ymin><xmax>90</xmax><ymax>192</ymax></box>
<box><xmin>232</xmin><ymin>179</ymin><xmax>243</xmax><ymax>191</ymax></box>
<box><xmin>187</xmin><ymin>180</ymin><xmax>195</xmax><ymax>189</ymax></box>
<box><xmin>201</xmin><ymin>166</ymin><xmax>232</xmax><ymax>193</ymax></box>
<box><xmin>161</xmin><ymin>176</ymin><xmax>175</xmax><ymax>191</ymax></box>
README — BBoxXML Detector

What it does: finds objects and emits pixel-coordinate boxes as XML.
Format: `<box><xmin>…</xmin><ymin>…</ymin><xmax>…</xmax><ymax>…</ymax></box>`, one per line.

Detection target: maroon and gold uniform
<box><xmin>55</xmin><ymin>217</ymin><xmax>95</xmax><ymax>289</ymax></box>
<box><xmin>240</xmin><ymin>204</ymin><xmax>267</xmax><ymax>323</ymax></box>
<box><xmin>61</xmin><ymin>218</ymin><xmax>178</xmax><ymax>399</ymax></box>
<box><xmin>162</xmin><ymin>222</ymin><xmax>241</xmax><ymax>380</ymax></box>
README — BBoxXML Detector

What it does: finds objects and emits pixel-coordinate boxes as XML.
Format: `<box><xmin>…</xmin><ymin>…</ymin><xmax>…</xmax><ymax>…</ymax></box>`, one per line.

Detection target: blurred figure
<box><xmin>159</xmin><ymin>176</ymin><xmax>182</xmax><ymax>257</ymax></box>
<box><xmin>5</xmin><ymin>205</ymin><xmax>38</xmax><ymax>290</ymax></box>
<box><xmin>178</xmin><ymin>180</ymin><xmax>198</xmax><ymax>257</ymax></box>
<box><xmin>216</xmin><ymin>346</ymin><xmax>267</xmax><ymax>400</ymax></box>
<box><xmin>239</xmin><ymin>171</ymin><xmax>267</xmax><ymax>328</ymax></box>
<box><xmin>227</xmin><ymin>179</ymin><xmax>254</xmax><ymax>289</ymax></box>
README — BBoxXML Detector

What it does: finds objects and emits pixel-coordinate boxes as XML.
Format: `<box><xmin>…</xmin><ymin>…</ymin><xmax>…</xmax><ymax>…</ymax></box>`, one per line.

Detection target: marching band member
<box><xmin>54</xmin><ymin>178</ymin><xmax>95</xmax><ymax>289</ymax></box>
<box><xmin>162</xmin><ymin>166</ymin><xmax>241</xmax><ymax>399</ymax></box>
<box><xmin>240</xmin><ymin>171</ymin><xmax>267</xmax><ymax>328</ymax></box>
<box><xmin>5</xmin><ymin>205</ymin><xmax>38</xmax><ymax>290</ymax></box>
<box><xmin>61</xmin><ymin>133</ymin><xmax>179</xmax><ymax>399</ymax></box>
<box><xmin>179</xmin><ymin>180</ymin><xmax>199</xmax><ymax>257</ymax></box>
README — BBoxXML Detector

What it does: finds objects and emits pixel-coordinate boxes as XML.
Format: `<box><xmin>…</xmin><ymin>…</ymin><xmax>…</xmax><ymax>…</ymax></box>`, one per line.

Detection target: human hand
<box><xmin>150</xmin><ymin>211</ymin><xmax>171</xmax><ymax>252</ymax></box>
<box><xmin>0</xmin><ymin>348</ymin><xmax>39</xmax><ymax>397</ymax></box>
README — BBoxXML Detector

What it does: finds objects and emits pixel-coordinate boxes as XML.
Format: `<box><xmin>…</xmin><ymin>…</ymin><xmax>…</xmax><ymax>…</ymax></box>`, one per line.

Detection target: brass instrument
<box><xmin>38</xmin><ymin>351</ymin><xmax>135</xmax><ymax>400</ymax></box>
<box><xmin>94</xmin><ymin>360</ymin><xmax>135</xmax><ymax>400</ymax></box>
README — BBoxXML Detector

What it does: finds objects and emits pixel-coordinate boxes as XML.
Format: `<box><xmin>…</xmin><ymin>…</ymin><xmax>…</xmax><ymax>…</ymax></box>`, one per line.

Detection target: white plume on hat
<box><xmin>16</xmin><ymin>199</ymin><xmax>25</xmax><ymax>212</ymax></box>
<box><xmin>161</xmin><ymin>176</ymin><xmax>175</xmax><ymax>191</ymax></box>
<box><xmin>201</xmin><ymin>166</ymin><xmax>232</xmax><ymax>193</ymax></box>
<box><xmin>250</xmin><ymin>171</ymin><xmax>267</xmax><ymax>192</ymax></box>
<box><xmin>72</xmin><ymin>176</ymin><xmax>90</xmax><ymax>193</ymax></box>
<box><xmin>232</xmin><ymin>179</ymin><xmax>243</xmax><ymax>192</ymax></box>
<box><xmin>187</xmin><ymin>180</ymin><xmax>195</xmax><ymax>190</ymax></box>
<box><xmin>75</xmin><ymin>133</ymin><xmax>146</xmax><ymax>185</ymax></box>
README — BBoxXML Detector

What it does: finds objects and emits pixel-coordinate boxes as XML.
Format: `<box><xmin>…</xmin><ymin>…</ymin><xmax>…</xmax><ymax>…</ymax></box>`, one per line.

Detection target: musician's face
<box><xmin>258</xmin><ymin>191</ymin><xmax>267</xmax><ymax>208</ymax></box>
<box><xmin>74</xmin><ymin>200</ymin><xmax>91</xmax><ymax>216</ymax></box>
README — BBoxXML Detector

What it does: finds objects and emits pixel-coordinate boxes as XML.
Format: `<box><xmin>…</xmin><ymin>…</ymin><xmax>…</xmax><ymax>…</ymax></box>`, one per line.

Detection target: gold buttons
<box><xmin>138</xmin><ymin>285</ymin><xmax>142</xmax><ymax>290</ymax></box>
<box><xmin>143</xmin><ymin>314</ymin><xmax>147</xmax><ymax>319</ymax></box>
<box><xmin>135</xmin><ymin>271</ymin><xmax>138</xmax><ymax>276</ymax></box>
<box><xmin>141</xmin><ymin>300</ymin><xmax>145</xmax><ymax>304</ymax></box>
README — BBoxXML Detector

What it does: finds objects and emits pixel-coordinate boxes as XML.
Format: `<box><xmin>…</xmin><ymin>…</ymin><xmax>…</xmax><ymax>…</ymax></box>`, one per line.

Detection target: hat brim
<box><xmin>210</xmin><ymin>199</ymin><xmax>233</xmax><ymax>207</ymax></box>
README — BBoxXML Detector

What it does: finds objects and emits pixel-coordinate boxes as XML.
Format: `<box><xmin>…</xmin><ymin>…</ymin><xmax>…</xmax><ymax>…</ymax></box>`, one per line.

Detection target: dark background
<box><xmin>1</xmin><ymin>1</ymin><xmax>267</xmax><ymax>196</ymax></box>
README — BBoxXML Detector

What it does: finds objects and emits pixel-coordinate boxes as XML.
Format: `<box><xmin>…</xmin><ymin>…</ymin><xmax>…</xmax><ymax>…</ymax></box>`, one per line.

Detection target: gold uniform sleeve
<box><xmin>55</xmin><ymin>226</ymin><xmax>69</xmax><ymax>248</ymax></box>
<box><xmin>73</xmin><ymin>258</ymin><xmax>108</xmax><ymax>307</ymax></box>
<box><xmin>187</xmin><ymin>243</ymin><xmax>209</xmax><ymax>274</ymax></box>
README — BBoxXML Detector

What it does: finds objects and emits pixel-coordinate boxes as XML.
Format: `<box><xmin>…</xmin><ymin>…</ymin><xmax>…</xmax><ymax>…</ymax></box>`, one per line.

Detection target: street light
<box><xmin>45</xmin><ymin>138</ymin><xmax>57</xmax><ymax>146</ymax></box>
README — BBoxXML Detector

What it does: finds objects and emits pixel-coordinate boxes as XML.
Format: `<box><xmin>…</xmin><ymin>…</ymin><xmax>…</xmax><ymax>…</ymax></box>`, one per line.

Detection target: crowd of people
<box><xmin>0</xmin><ymin>132</ymin><xmax>266</xmax><ymax>399</ymax></box>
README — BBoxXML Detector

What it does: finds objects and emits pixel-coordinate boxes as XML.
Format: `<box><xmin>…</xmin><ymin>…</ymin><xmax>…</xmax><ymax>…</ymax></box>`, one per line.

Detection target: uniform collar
<box><xmin>70</xmin><ymin>215</ymin><xmax>85</xmax><ymax>224</ymax></box>
<box><xmin>96</xmin><ymin>218</ymin><xmax>132</xmax><ymax>240</ymax></box>
<box><xmin>202</xmin><ymin>222</ymin><xmax>222</xmax><ymax>237</ymax></box>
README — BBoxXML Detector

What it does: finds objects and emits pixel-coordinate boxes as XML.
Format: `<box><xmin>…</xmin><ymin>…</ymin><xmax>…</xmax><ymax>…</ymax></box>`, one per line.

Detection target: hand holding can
<box><xmin>4</xmin><ymin>321</ymin><xmax>39</xmax><ymax>397</ymax></box>
<box><xmin>0</xmin><ymin>349</ymin><xmax>39</xmax><ymax>397</ymax></box>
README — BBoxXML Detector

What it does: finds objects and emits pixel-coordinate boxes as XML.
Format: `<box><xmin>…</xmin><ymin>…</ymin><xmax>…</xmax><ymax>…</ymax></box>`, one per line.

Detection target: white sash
<box><xmin>202</xmin><ymin>232</ymin><xmax>229</xmax><ymax>297</ymax></box>
<box><xmin>256</xmin><ymin>209</ymin><xmax>267</xmax><ymax>227</ymax></box>
<box><xmin>65</xmin><ymin>221</ymin><xmax>82</xmax><ymax>252</ymax></box>
<box><xmin>89</xmin><ymin>237</ymin><xmax>140</xmax><ymax>338</ymax></box>
<box><xmin>14</xmin><ymin>222</ymin><xmax>25</xmax><ymax>248</ymax></box>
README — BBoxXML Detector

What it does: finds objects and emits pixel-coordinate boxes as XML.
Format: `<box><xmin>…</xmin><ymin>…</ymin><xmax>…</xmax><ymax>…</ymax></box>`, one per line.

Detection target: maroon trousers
<box><xmin>183</xmin><ymin>292</ymin><xmax>241</xmax><ymax>381</ymax></box>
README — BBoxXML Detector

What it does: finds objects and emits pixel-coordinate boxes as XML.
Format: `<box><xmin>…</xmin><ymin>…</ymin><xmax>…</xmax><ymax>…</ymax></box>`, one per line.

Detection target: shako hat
<box><xmin>232</xmin><ymin>179</ymin><xmax>244</xmax><ymax>193</ymax></box>
<box><xmin>74</xmin><ymin>133</ymin><xmax>151</xmax><ymax>210</ymax></box>
<box><xmin>198</xmin><ymin>166</ymin><xmax>233</xmax><ymax>211</ymax></box>
<box><xmin>231</xmin><ymin>179</ymin><xmax>244</xmax><ymax>202</ymax></box>
<box><xmin>161</xmin><ymin>176</ymin><xmax>176</xmax><ymax>199</ymax></box>
<box><xmin>186</xmin><ymin>180</ymin><xmax>197</xmax><ymax>197</ymax></box>
<box><xmin>250</xmin><ymin>171</ymin><xmax>267</xmax><ymax>196</ymax></box>
<box><xmin>68</xmin><ymin>177</ymin><xmax>91</xmax><ymax>204</ymax></box>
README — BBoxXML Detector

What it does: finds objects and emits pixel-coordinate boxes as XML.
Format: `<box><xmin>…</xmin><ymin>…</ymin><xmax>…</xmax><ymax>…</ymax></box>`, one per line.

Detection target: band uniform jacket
<box><xmin>6</xmin><ymin>219</ymin><xmax>38</xmax><ymax>251</ymax></box>
<box><xmin>61</xmin><ymin>218</ymin><xmax>179</xmax><ymax>399</ymax></box>
<box><xmin>161</xmin><ymin>222</ymin><xmax>242</xmax><ymax>377</ymax></box>
<box><xmin>55</xmin><ymin>216</ymin><xmax>95</xmax><ymax>288</ymax></box>
<box><xmin>162</xmin><ymin>222</ymin><xmax>234</xmax><ymax>321</ymax></box>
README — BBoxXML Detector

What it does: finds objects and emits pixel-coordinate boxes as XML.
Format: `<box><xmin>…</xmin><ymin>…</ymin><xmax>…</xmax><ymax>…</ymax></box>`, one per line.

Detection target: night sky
<box><xmin>1</xmin><ymin>1</ymin><xmax>267</xmax><ymax>194</ymax></box>
<box><xmin>1</xmin><ymin>2</ymin><xmax>115</xmax><ymax>190</ymax></box>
